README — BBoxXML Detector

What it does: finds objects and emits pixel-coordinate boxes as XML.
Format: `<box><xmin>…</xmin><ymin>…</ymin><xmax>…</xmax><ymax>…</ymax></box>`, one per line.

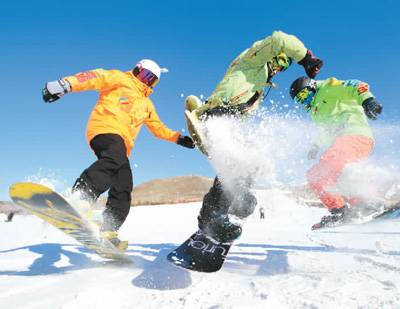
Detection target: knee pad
<box><xmin>229</xmin><ymin>192</ymin><xmax>257</xmax><ymax>219</ymax></box>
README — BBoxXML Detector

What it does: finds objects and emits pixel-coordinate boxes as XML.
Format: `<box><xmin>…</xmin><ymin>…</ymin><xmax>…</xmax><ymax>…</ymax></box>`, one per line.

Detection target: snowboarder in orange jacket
<box><xmin>42</xmin><ymin>59</ymin><xmax>194</xmax><ymax>249</ymax></box>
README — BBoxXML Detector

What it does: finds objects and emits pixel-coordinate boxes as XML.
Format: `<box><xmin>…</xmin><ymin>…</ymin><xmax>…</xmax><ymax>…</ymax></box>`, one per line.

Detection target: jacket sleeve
<box><xmin>64</xmin><ymin>69</ymin><xmax>121</xmax><ymax>92</ymax></box>
<box><xmin>228</xmin><ymin>31</ymin><xmax>307</xmax><ymax>72</ymax></box>
<box><xmin>269</xmin><ymin>31</ymin><xmax>308</xmax><ymax>62</ymax></box>
<box><xmin>144</xmin><ymin>101</ymin><xmax>180</xmax><ymax>143</ymax></box>
<box><xmin>342</xmin><ymin>79</ymin><xmax>375</xmax><ymax>105</ymax></box>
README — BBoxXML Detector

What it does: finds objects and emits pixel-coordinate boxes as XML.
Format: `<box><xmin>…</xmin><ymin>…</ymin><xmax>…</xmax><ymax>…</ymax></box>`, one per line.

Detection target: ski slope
<box><xmin>1</xmin><ymin>189</ymin><xmax>400</xmax><ymax>309</ymax></box>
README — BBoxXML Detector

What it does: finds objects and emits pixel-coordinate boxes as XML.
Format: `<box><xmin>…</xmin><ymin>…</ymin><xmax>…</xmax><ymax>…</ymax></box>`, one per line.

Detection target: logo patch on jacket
<box><xmin>357</xmin><ymin>83</ymin><xmax>369</xmax><ymax>94</ymax></box>
<box><xmin>119</xmin><ymin>97</ymin><xmax>129</xmax><ymax>105</ymax></box>
<box><xmin>344</xmin><ymin>79</ymin><xmax>361</xmax><ymax>87</ymax></box>
<box><xmin>76</xmin><ymin>71</ymin><xmax>97</xmax><ymax>83</ymax></box>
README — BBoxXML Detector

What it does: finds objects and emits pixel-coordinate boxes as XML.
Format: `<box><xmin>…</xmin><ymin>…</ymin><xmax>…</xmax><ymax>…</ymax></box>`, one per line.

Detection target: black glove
<box><xmin>362</xmin><ymin>97</ymin><xmax>382</xmax><ymax>120</ymax></box>
<box><xmin>298</xmin><ymin>50</ymin><xmax>323</xmax><ymax>78</ymax></box>
<box><xmin>307</xmin><ymin>144</ymin><xmax>320</xmax><ymax>160</ymax></box>
<box><xmin>42</xmin><ymin>79</ymin><xmax>71</xmax><ymax>103</ymax></box>
<box><xmin>177</xmin><ymin>135</ymin><xmax>195</xmax><ymax>149</ymax></box>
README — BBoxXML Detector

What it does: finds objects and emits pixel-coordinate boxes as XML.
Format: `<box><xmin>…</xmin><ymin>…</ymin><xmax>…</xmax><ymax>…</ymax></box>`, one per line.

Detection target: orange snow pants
<box><xmin>306</xmin><ymin>135</ymin><xmax>374</xmax><ymax>210</ymax></box>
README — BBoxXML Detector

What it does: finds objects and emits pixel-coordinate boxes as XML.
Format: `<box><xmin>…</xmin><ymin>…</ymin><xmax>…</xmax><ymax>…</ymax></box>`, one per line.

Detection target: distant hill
<box><xmin>0</xmin><ymin>175</ymin><xmax>213</xmax><ymax>214</ymax></box>
<box><xmin>0</xmin><ymin>177</ymin><xmax>320</xmax><ymax>212</ymax></box>
<box><xmin>131</xmin><ymin>175</ymin><xmax>213</xmax><ymax>206</ymax></box>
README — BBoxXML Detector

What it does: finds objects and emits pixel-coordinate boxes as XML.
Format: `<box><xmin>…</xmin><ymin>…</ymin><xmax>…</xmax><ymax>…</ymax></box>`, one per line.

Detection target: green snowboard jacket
<box><xmin>310</xmin><ymin>77</ymin><xmax>375</xmax><ymax>147</ymax></box>
<box><xmin>195</xmin><ymin>31</ymin><xmax>308</xmax><ymax>116</ymax></box>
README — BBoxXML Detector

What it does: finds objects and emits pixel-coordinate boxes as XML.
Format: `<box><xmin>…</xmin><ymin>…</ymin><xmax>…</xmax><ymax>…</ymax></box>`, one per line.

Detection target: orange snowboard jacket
<box><xmin>64</xmin><ymin>69</ymin><xmax>180</xmax><ymax>156</ymax></box>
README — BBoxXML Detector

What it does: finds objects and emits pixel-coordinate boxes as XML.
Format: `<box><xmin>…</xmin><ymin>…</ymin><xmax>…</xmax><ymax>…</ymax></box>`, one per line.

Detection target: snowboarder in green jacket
<box><xmin>289</xmin><ymin>76</ymin><xmax>383</xmax><ymax>229</ymax></box>
<box><xmin>187</xmin><ymin>30</ymin><xmax>322</xmax><ymax>120</ymax></box>
<box><xmin>187</xmin><ymin>31</ymin><xmax>323</xmax><ymax>243</ymax></box>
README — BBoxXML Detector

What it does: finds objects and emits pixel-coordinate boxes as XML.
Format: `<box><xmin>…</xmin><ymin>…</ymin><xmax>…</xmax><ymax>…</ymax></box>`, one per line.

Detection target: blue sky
<box><xmin>1</xmin><ymin>0</ymin><xmax>399</xmax><ymax>199</ymax></box>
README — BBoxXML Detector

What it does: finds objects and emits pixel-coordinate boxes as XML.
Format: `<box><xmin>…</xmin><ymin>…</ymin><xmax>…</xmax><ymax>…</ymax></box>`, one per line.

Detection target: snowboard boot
<box><xmin>201</xmin><ymin>214</ymin><xmax>242</xmax><ymax>243</ymax></box>
<box><xmin>101</xmin><ymin>230</ymin><xmax>128</xmax><ymax>252</ymax></box>
<box><xmin>312</xmin><ymin>206</ymin><xmax>350</xmax><ymax>230</ymax></box>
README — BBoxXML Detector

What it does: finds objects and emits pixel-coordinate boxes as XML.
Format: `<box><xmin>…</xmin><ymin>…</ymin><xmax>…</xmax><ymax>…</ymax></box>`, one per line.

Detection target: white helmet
<box><xmin>132</xmin><ymin>59</ymin><xmax>168</xmax><ymax>88</ymax></box>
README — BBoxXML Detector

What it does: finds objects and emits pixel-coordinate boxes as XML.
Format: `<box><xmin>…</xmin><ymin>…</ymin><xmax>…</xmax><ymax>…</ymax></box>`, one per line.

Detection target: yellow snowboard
<box><xmin>9</xmin><ymin>182</ymin><xmax>131</xmax><ymax>262</ymax></box>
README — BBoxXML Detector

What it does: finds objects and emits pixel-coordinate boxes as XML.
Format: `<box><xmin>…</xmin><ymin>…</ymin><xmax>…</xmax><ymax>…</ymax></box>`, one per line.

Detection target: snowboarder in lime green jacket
<box><xmin>290</xmin><ymin>76</ymin><xmax>383</xmax><ymax>229</ymax></box>
<box><xmin>186</xmin><ymin>31</ymin><xmax>323</xmax><ymax>244</ymax></box>
<box><xmin>188</xmin><ymin>30</ymin><xmax>323</xmax><ymax>119</ymax></box>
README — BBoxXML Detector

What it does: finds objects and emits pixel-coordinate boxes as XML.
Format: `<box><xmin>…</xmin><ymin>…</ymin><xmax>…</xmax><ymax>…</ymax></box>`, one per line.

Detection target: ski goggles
<box><xmin>294</xmin><ymin>87</ymin><xmax>315</xmax><ymax>109</ymax></box>
<box><xmin>271</xmin><ymin>53</ymin><xmax>292</xmax><ymax>72</ymax></box>
<box><xmin>133</xmin><ymin>67</ymin><xmax>159</xmax><ymax>88</ymax></box>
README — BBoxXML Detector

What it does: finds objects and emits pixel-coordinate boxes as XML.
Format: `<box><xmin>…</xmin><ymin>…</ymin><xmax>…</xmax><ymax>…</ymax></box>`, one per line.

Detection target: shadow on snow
<box><xmin>225</xmin><ymin>243</ymin><xmax>400</xmax><ymax>276</ymax></box>
<box><xmin>1</xmin><ymin>241</ymin><xmax>400</xmax><ymax>290</ymax></box>
<box><xmin>0</xmin><ymin>242</ymin><xmax>192</xmax><ymax>290</ymax></box>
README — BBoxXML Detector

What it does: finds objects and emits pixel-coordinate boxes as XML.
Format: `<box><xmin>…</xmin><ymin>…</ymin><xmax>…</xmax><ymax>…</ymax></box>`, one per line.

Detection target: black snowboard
<box><xmin>313</xmin><ymin>203</ymin><xmax>400</xmax><ymax>230</ymax></box>
<box><xmin>167</xmin><ymin>230</ymin><xmax>233</xmax><ymax>272</ymax></box>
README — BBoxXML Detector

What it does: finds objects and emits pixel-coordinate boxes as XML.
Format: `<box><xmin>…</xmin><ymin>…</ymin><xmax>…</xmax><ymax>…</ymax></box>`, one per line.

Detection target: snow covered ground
<box><xmin>1</xmin><ymin>189</ymin><xmax>400</xmax><ymax>309</ymax></box>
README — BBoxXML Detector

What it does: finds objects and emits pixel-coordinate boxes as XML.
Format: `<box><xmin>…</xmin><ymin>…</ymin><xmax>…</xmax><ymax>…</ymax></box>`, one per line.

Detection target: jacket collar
<box><xmin>126</xmin><ymin>71</ymin><xmax>153</xmax><ymax>97</ymax></box>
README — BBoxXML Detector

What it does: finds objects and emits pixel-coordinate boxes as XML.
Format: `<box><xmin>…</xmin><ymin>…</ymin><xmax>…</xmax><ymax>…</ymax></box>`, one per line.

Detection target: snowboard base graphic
<box><xmin>167</xmin><ymin>230</ymin><xmax>233</xmax><ymax>272</ymax></box>
<box><xmin>9</xmin><ymin>182</ymin><xmax>131</xmax><ymax>262</ymax></box>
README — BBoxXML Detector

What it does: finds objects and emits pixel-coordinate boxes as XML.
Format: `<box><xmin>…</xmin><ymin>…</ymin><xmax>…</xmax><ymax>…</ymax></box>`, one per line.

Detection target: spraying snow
<box><xmin>203</xmin><ymin>110</ymin><xmax>314</xmax><ymax>188</ymax></box>
<box><xmin>200</xmin><ymin>107</ymin><xmax>400</xmax><ymax>214</ymax></box>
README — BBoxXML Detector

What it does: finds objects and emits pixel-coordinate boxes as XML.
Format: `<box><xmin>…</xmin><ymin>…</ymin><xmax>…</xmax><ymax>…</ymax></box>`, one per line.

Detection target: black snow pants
<box><xmin>73</xmin><ymin>134</ymin><xmax>133</xmax><ymax>231</ymax></box>
<box><xmin>198</xmin><ymin>176</ymin><xmax>257</xmax><ymax>241</ymax></box>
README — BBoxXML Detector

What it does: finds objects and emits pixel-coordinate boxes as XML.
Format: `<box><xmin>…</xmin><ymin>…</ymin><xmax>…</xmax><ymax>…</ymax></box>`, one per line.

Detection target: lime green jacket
<box><xmin>310</xmin><ymin>78</ymin><xmax>374</xmax><ymax>147</ymax></box>
<box><xmin>196</xmin><ymin>31</ymin><xmax>308</xmax><ymax>116</ymax></box>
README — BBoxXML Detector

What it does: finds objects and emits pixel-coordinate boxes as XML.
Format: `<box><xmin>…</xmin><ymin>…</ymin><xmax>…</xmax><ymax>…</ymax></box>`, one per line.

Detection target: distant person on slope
<box><xmin>186</xmin><ymin>31</ymin><xmax>323</xmax><ymax>243</ymax></box>
<box><xmin>289</xmin><ymin>76</ymin><xmax>383</xmax><ymax>229</ymax></box>
<box><xmin>259</xmin><ymin>206</ymin><xmax>265</xmax><ymax>220</ymax></box>
<box><xmin>42</xmin><ymin>59</ymin><xmax>195</xmax><ymax>250</ymax></box>
<box><xmin>5</xmin><ymin>212</ymin><xmax>15</xmax><ymax>222</ymax></box>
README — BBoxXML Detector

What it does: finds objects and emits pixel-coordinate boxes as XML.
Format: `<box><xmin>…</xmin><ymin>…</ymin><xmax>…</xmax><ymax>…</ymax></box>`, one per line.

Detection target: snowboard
<box><xmin>308</xmin><ymin>203</ymin><xmax>400</xmax><ymax>249</ymax></box>
<box><xmin>9</xmin><ymin>182</ymin><xmax>131</xmax><ymax>262</ymax></box>
<box><xmin>312</xmin><ymin>203</ymin><xmax>400</xmax><ymax>230</ymax></box>
<box><xmin>372</xmin><ymin>203</ymin><xmax>400</xmax><ymax>220</ymax></box>
<box><xmin>185</xmin><ymin>109</ymin><xmax>208</xmax><ymax>156</ymax></box>
<box><xmin>167</xmin><ymin>230</ymin><xmax>233</xmax><ymax>272</ymax></box>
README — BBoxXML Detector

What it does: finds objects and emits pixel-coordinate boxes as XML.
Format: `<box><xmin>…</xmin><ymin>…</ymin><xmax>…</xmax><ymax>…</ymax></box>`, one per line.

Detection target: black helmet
<box><xmin>290</xmin><ymin>76</ymin><xmax>317</xmax><ymax>99</ymax></box>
